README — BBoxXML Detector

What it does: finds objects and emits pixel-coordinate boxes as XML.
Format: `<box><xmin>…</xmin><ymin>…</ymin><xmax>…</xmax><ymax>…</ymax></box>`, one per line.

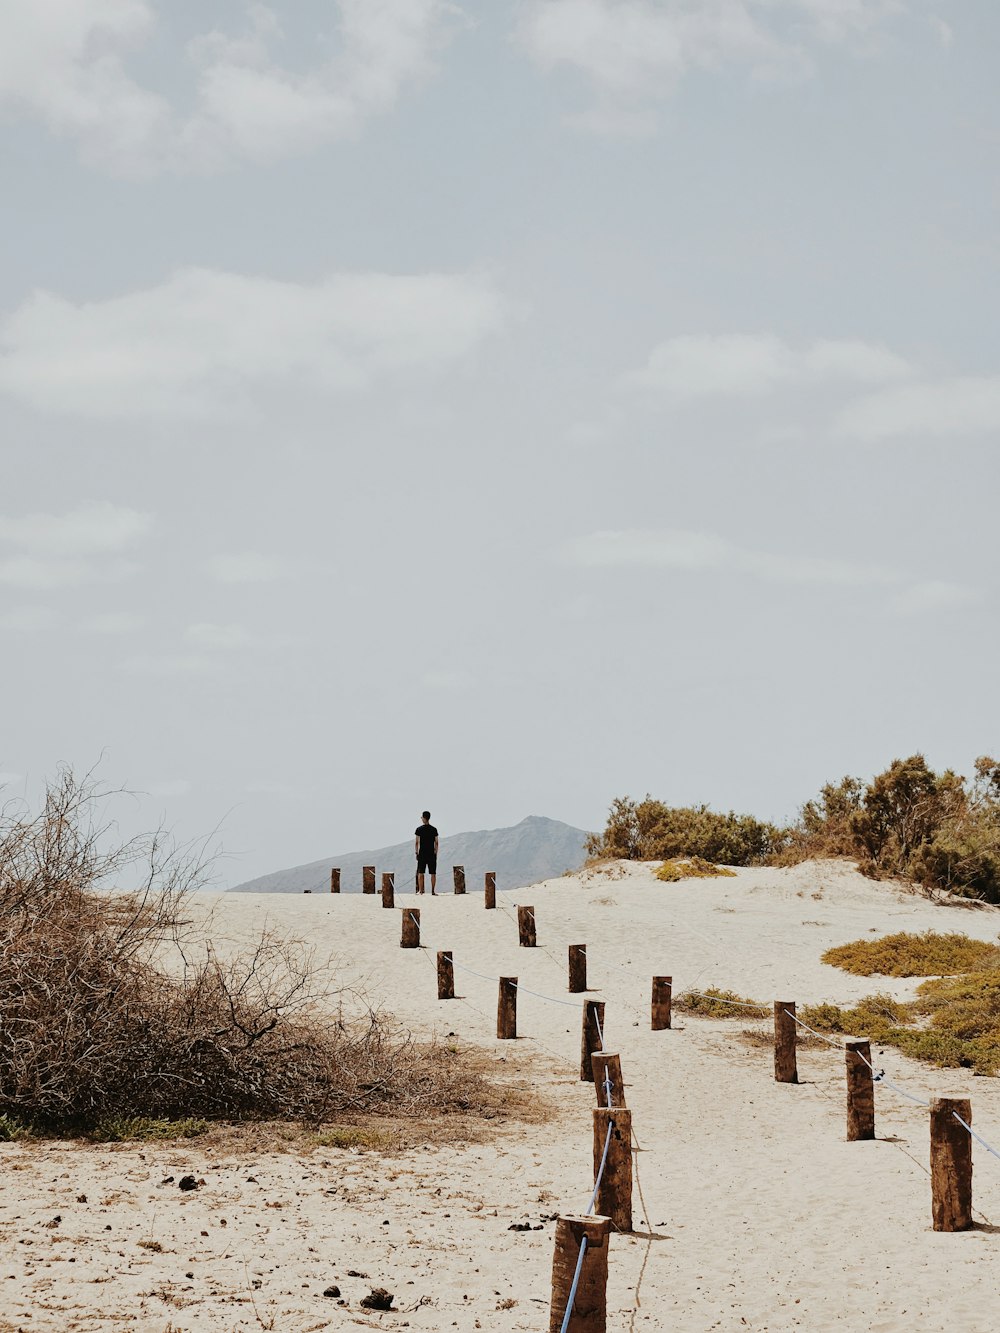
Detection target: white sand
<box><xmin>2</xmin><ymin>859</ymin><xmax>1000</xmax><ymax>1331</ymax></box>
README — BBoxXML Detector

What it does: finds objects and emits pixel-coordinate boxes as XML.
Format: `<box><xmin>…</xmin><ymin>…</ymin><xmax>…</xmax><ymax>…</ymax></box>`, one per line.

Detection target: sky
<box><xmin>1</xmin><ymin>0</ymin><xmax>998</xmax><ymax>886</ymax></box>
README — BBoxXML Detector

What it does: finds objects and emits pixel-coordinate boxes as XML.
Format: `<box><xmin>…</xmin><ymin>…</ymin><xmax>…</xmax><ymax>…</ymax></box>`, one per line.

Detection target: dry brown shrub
<box><xmin>0</xmin><ymin>769</ymin><xmax>504</xmax><ymax>1131</ymax></box>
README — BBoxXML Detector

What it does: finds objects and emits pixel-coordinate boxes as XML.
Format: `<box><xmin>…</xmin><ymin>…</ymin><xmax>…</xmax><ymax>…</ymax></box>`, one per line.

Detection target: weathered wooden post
<box><xmin>591</xmin><ymin>1052</ymin><xmax>624</xmax><ymax>1108</ymax></box>
<box><xmin>548</xmin><ymin>1214</ymin><xmax>611</xmax><ymax>1333</ymax></box>
<box><xmin>453</xmin><ymin>865</ymin><xmax>466</xmax><ymax>895</ymax></box>
<box><xmin>845</xmin><ymin>1038</ymin><xmax>875</xmax><ymax>1141</ymax></box>
<box><xmin>930</xmin><ymin>1095</ymin><xmax>973</xmax><ymax>1231</ymax></box>
<box><xmin>363</xmin><ymin>865</ymin><xmax>376</xmax><ymax>895</ymax></box>
<box><xmin>568</xmin><ymin>944</ymin><xmax>587</xmax><ymax>993</ymax></box>
<box><xmin>381</xmin><ymin>872</ymin><xmax>394</xmax><ymax>909</ymax></box>
<box><xmin>401</xmin><ymin>908</ymin><xmax>420</xmax><ymax>949</ymax></box>
<box><xmin>484</xmin><ymin>871</ymin><xmax>496</xmax><ymax>908</ymax></box>
<box><xmin>330</xmin><ymin>867</ymin><xmax>340</xmax><ymax>894</ymax></box>
<box><xmin>581</xmin><ymin>1000</ymin><xmax>605</xmax><ymax>1081</ymax></box>
<box><xmin>651</xmin><ymin>977</ymin><xmax>672</xmax><ymax>1031</ymax></box>
<box><xmin>592</xmin><ymin>1108</ymin><xmax>632</xmax><ymax>1232</ymax></box>
<box><xmin>774</xmin><ymin>1001</ymin><xmax>798</xmax><ymax>1084</ymax></box>
<box><xmin>437</xmin><ymin>950</ymin><xmax>455</xmax><ymax>1000</ymax></box>
<box><xmin>517</xmin><ymin>905</ymin><xmax>536</xmax><ymax>947</ymax></box>
<box><xmin>497</xmin><ymin>977</ymin><xmax>517</xmax><ymax>1039</ymax></box>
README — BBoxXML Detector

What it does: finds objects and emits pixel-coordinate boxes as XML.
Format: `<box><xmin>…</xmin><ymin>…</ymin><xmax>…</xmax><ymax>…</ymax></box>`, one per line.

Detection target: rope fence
<box><xmin>343</xmin><ymin>874</ymin><xmax>1000</xmax><ymax>1324</ymax></box>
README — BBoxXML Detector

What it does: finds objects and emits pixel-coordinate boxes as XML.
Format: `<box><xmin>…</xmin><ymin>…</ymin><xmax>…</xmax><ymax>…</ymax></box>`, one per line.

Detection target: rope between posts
<box><xmin>952</xmin><ymin>1112</ymin><xmax>1000</xmax><ymax>1163</ymax></box>
<box><xmin>587</xmin><ymin>1118</ymin><xmax>615</xmax><ymax>1216</ymax></box>
<box><xmin>559</xmin><ymin>1237</ymin><xmax>589</xmax><ymax>1333</ymax></box>
<box><xmin>592</xmin><ymin>1005</ymin><xmax>604</xmax><ymax>1050</ymax></box>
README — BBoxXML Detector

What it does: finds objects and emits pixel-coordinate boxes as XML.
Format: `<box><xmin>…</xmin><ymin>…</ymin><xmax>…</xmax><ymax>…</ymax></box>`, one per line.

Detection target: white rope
<box><xmin>591</xmin><ymin>1004</ymin><xmax>604</xmax><ymax>1050</ymax></box>
<box><xmin>952</xmin><ymin>1112</ymin><xmax>1000</xmax><ymax>1164</ymax></box>
<box><xmin>559</xmin><ymin>1237</ymin><xmax>589</xmax><ymax>1333</ymax></box>
<box><xmin>587</xmin><ymin>1118</ymin><xmax>615</xmax><ymax>1216</ymax></box>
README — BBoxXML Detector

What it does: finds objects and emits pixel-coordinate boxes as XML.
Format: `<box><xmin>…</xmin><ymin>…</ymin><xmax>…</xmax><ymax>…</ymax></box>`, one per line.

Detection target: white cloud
<box><xmin>421</xmin><ymin>667</ymin><xmax>473</xmax><ymax>690</ymax></box>
<box><xmin>144</xmin><ymin>778</ymin><xmax>192</xmax><ymax>797</ymax></box>
<box><xmin>561</xmin><ymin>527</ymin><xmax>978</xmax><ymax>610</ymax></box>
<box><xmin>0</xmin><ymin>267</ymin><xmax>508</xmax><ymax>419</ymax></box>
<box><xmin>893</xmin><ymin>580</ymin><xmax>982</xmax><ymax>616</ymax></box>
<box><xmin>85</xmin><ymin>611</ymin><xmax>146</xmax><ymax>633</ymax></box>
<box><xmin>208</xmin><ymin>552</ymin><xmax>286</xmax><ymax>584</ymax></box>
<box><xmin>0</xmin><ymin>501</ymin><xmax>152</xmax><ymax>553</ymax></box>
<box><xmin>0</xmin><ymin>1</ymin><xmax>456</xmax><ymax>175</ymax></box>
<box><xmin>0</xmin><ymin>502</ymin><xmax>150</xmax><ymax>589</ymax></box>
<box><xmin>120</xmin><ymin>653</ymin><xmax>218</xmax><ymax>676</ymax></box>
<box><xmin>623</xmin><ymin>333</ymin><xmax>911</xmax><ymax>399</ymax></box>
<box><xmin>185</xmin><ymin>622</ymin><xmax>253</xmax><ymax>649</ymax></box>
<box><xmin>0</xmin><ymin>556</ymin><xmax>125</xmax><ymax>589</ymax></box>
<box><xmin>836</xmin><ymin>376</ymin><xmax>1000</xmax><ymax>441</ymax></box>
<box><xmin>0</xmin><ymin>606</ymin><xmax>57</xmax><ymax>633</ymax></box>
<box><xmin>517</xmin><ymin>0</ymin><xmax>907</xmax><ymax>119</ymax></box>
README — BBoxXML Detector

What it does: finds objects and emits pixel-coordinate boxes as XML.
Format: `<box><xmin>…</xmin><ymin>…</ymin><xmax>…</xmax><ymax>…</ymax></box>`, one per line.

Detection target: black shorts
<box><xmin>417</xmin><ymin>853</ymin><xmax>437</xmax><ymax>874</ymax></box>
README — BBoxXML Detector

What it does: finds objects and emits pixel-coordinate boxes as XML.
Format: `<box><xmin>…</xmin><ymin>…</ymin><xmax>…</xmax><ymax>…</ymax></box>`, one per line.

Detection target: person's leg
<box><xmin>430</xmin><ymin>870</ymin><xmax>437</xmax><ymax>893</ymax></box>
<box><xmin>416</xmin><ymin>871</ymin><xmax>425</xmax><ymax>894</ymax></box>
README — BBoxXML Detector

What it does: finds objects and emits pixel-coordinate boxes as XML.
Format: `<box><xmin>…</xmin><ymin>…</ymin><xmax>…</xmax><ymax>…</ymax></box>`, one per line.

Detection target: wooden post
<box><xmin>381</xmin><ymin>872</ymin><xmax>394</xmax><ymax>908</ymax></box>
<box><xmin>401</xmin><ymin>908</ymin><xmax>420</xmax><ymax>949</ymax></box>
<box><xmin>845</xmin><ymin>1038</ymin><xmax>875</xmax><ymax>1141</ymax></box>
<box><xmin>548</xmin><ymin>1214</ymin><xmax>611</xmax><ymax>1333</ymax></box>
<box><xmin>484</xmin><ymin>871</ymin><xmax>496</xmax><ymax>909</ymax></box>
<box><xmin>363</xmin><ymin>865</ymin><xmax>376</xmax><ymax>895</ymax></box>
<box><xmin>497</xmin><ymin>977</ymin><xmax>517</xmax><ymax>1039</ymax></box>
<box><xmin>330</xmin><ymin>868</ymin><xmax>340</xmax><ymax>894</ymax></box>
<box><xmin>591</xmin><ymin>1052</ymin><xmax>624</xmax><ymax>1108</ymax></box>
<box><xmin>453</xmin><ymin>864</ymin><xmax>466</xmax><ymax>895</ymax></box>
<box><xmin>651</xmin><ymin>977</ymin><xmax>672</xmax><ymax>1031</ymax></box>
<box><xmin>581</xmin><ymin>1000</ymin><xmax>605</xmax><ymax>1082</ymax></box>
<box><xmin>930</xmin><ymin>1095</ymin><xmax>973</xmax><ymax>1232</ymax></box>
<box><xmin>517</xmin><ymin>904</ymin><xmax>537</xmax><ymax>947</ymax></box>
<box><xmin>592</xmin><ymin>1108</ymin><xmax>632</xmax><ymax>1233</ymax></box>
<box><xmin>437</xmin><ymin>950</ymin><xmax>455</xmax><ymax>1000</ymax></box>
<box><xmin>774</xmin><ymin>1000</ymin><xmax>798</xmax><ymax>1084</ymax></box>
<box><xmin>568</xmin><ymin>944</ymin><xmax>587</xmax><ymax>993</ymax></box>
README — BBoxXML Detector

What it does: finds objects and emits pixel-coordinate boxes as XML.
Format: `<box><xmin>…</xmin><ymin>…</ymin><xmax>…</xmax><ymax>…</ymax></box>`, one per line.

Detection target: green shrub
<box><xmin>0</xmin><ymin>1114</ymin><xmax>34</xmax><ymax>1142</ymax></box>
<box><xmin>674</xmin><ymin>987</ymin><xmax>768</xmax><ymax>1018</ymax></box>
<box><xmin>655</xmin><ymin>857</ymin><xmax>737</xmax><ymax>882</ymax></box>
<box><xmin>587</xmin><ymin>796</ymin><xmax>789</xmax><ymax>866</ymax></box>
<box><xmin>822</xmin><ymin>931</ymin><xmax>1000</xmax><ymax>977</ymax></box>
<box><xmin>785</xmin><ymin>755</ymin><xmax>1000</xmax><ymax>901</ymax></box>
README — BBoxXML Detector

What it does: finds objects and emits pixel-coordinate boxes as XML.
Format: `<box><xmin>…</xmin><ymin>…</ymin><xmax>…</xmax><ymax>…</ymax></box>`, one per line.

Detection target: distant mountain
<box><xmin>228</xmin><ymin>815</ymin><xmax>591</xmax><ymax>895</ymax></box>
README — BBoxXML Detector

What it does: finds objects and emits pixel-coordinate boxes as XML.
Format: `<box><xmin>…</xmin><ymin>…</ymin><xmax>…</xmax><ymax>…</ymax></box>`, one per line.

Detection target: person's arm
<box><xmin>415</xmin><ymin>835</ymin><xmax>420</xmax><ymax>858</ymax></box>
<box><xmin>434</xmin><ymin>835</ymin><xmax>439</xmax><ymax>856</ymax></box>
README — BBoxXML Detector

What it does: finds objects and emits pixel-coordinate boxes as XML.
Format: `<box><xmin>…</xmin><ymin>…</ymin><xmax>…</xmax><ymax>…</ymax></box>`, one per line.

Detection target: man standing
<box><xmin>414</xmin><ymin>811</ymin><xmax>439</xmax><ymax>895</ymax></box>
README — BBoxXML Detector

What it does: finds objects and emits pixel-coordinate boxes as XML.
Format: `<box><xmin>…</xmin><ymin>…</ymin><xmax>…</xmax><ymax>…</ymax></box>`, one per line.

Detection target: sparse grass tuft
<box><xmin>0</xmin><ymin>1114</ymin><xmax>35</xmax><ymax>1142</ymax></box>
<box><xmin>312</xmin><ymin>1126</ymin><xmax>396</xmax><ymax>1151</ymax></box>
<box><xmin>91</xmin><ymin>1116</ymin><xmax>210</xmax><ymax>1143</ymax></box>
<box><xmin>822</xmin><ymin>931</ymin><xmax>1000</xmax><ymax>977</ymax></box>
<box><xmin>799</xmin><ymin>994</ymin><xmax>912</xmax><ymax>1042</ymax></box>
<box><xmin>675</xmin><ymin>987</ymin><xmax>768</xmax><ymax>1018</ymax></box>
<box><xmin>655</xmin><ymin>857</ymin><xmax>737</xmax><ymax>883</ymax></box>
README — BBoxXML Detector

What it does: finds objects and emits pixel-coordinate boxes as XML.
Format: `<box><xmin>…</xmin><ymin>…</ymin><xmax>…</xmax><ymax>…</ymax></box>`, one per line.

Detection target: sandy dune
<box><xmin>2</xmin><ymin>859</ymin><xmax>1000</xmax><ymax>1331</ymax></box>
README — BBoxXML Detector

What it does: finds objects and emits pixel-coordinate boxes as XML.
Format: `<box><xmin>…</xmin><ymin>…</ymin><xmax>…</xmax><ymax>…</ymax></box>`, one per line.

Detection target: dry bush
<box><xmin>821</xmin><ymin>931</ymin><xmax>1000</xmax><ymax>978</ymax></box>
<box><xmin>0</xmin><ymin>769</ymin><xmax>501</xmax><ymax>1132</ymax></box>
<box><xmin>674</xmin><ymin>987</ymin><xmax>768</xmax><ymax>1018</ymax></box>
<box><xmin>655</xmin><ymin>857</ymin><xmax>737</xmax><ymax>883</ymax></box>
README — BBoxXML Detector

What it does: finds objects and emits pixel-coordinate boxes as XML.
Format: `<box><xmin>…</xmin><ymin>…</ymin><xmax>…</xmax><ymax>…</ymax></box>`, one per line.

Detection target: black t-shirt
<box><xmin>415</xmin><ymin>823</ymin><xmax>438</xmax><ymax>855</ymax></box>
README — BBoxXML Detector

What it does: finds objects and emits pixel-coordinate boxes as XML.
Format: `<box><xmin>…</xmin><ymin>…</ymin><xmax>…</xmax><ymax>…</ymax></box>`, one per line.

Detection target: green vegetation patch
<box><xmin>675</xmin><ymin>987</ymin><xmax>769</xmax><ymax>1018</ymax></box>
<box><xmin>655</xmin><ymin>857</ymin><xmax>737</xmax><ymax>883</ymax></box>
<box><xmin>822</xmin><ymin>931</ymin><xmax>1000</xmax><ymax>978</ymax></box>
<box><xmin>90</xmin><ymin>1116</ymin><xmax>210</xmax><ymax>1143</ymax></box>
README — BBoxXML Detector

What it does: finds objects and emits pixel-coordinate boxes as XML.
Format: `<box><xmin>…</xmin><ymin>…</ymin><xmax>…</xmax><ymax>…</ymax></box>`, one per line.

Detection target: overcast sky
<box><xmin>1</xmin><ymin>0</ymin><xmax>998</xmax><ymax>885</ymax></box>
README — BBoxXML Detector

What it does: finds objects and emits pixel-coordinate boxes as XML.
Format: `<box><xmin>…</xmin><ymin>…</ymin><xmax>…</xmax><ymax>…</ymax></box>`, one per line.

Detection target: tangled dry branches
<box><xmin>0</xmin><ymin>769</ymin><xmax>492</xmax><ymax>1130</ymax></box>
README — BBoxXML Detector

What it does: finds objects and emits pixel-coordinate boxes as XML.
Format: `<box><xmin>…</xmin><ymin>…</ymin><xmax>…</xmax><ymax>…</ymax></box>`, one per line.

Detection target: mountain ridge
<box><xmin>228</xmin><ymin>814</ymin><xmax>591</xmax><ymax>894</ymax></box>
